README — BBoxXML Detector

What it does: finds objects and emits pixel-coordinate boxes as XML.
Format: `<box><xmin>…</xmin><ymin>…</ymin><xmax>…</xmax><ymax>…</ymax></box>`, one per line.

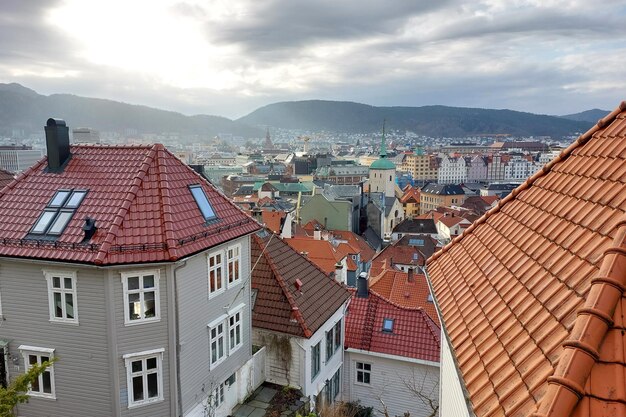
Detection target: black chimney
<box><xmin>82</xmin><ymin>217</ymin><xmax>97</xmax><ymax>241</ymax></box>
<box><xmin>45</xmin><ymin>118</ymin><xmax>71</xmax><ymax>172</ymax></box>
<box><xmin>356</xmin><ymin>272</ymin><xmax>368</xmax><ymax>298</ymax></box>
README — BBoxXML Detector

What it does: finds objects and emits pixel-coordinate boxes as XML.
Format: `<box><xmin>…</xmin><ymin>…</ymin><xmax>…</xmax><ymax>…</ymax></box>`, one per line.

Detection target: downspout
<box><xmin>172</xmin><ymin>260</ymin><xmax>187</xmax><ymax>417</ymax></box>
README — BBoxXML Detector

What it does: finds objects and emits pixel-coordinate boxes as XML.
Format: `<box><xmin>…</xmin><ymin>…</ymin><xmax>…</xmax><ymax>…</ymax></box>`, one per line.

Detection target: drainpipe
<box><xmin>172</xmin><ymin>260</ymin><xmax>187</xmax><ymax>417</ymax></box>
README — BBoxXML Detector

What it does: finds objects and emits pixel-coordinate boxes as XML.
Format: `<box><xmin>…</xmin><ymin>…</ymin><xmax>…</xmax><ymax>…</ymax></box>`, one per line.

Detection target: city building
<box><xmin>71</xmin><ymin>127</ymin><xmax>101</xmax><ymax>144</ymax></box>
<box><xmin>437</xmin><ymin>155</ymin><xmax>467</xmax><ymax>184</ymax></box>
<box><xmin>399</xmin><ymin>185</ymin><xmax>420</xmax><ymax>219</ymax></box>
<box><xmin>343</xmin><ymin>276</ymin><xmax>440</xmax><ymax>417</ymax></box>
<box><xmin>0</xmin><ymin>145</ymin><xmax>42</xmax><ymax>173</ymax></box>
<box><xmin>0</xmin><ymin>119</ymin><xmax>262</xmax><ymax>417</ymax></box>
<box><xmin>250</xmin><ymin>232</ymin><xmax>351</xmax><ymax>409</ymax></box>
<box><xmin>427</xmin><ymin>104</ymin><xmax>626</xmax><ymax>417</ymax></box>
<box><xmin>419</xmin><ymin>184</ymin><xmax>465</xmax><ymax>214</ymax></box>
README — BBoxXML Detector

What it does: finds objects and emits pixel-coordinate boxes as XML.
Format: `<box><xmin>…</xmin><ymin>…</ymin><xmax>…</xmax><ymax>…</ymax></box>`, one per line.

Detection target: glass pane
<box><xmin>144</xmin><ymin>291</ymin><xmax>155</xmax><ymax>318</ymax></box>
<box><xmin>190</xmin><ymin>186</ymin><xmax>216</xmax><ymax>219</ymax></box>
<box><xmin>211</xmin><ymin>342</ymin><xmax>217</xmax><ymax>362</ymax></box>
<box><xmin>31</xmin><ymin>374</ymin><xmax>40</xmax><ymax>392</ymax></box>
<box><xmin>65</xmin><ymin>293</ymin><xmax>74</xmax><ymax>319</ymax></box>
<box><xmin>129</xmin><ymin>293</ymin><xmax>141</xmax><ymax>320</ymax></box>
<box><xmin>54</xmin><ymin>292</ymin><xmax>63</xmax><ymax>318</ymax></box>
<box><xmin>218</xmin><ymin>338</ymin><xmax>224</xmax><ymax>357</ymax></box>
<box><xmin>48</xmin><ymin>211</ymin><xmax>73</xmax><ymax>235</ymax></box>
<box><xmin>357</xmin><ymin>371</ymin><xmax>363</xmax><ymax>383</ymax></box>
<box><xmin>50</xmin><ymin>190</ymin><xmax>70</xmax><ymax>207</ymax></box>
<box><xmin>127</xmin><ymin>277</ymin><xmax>140</xmax><ymax>290</ymax></box>
<box><xmin>65</xmin><ymin>191</ymin><xmax>86</xmax><ymax>208</ymax></box>
<box><xmin>32</xmin><ymin>210</ymin><xmax>56</xmax><ymax>233</ymax></box>
<box><xmin>236</xmin><ymin>327</ymin><xmax>241</xmax><ymax>345</ymax></box>
<box><xmin>42</xmin><ymin>371</ymin><xmax>52</xmax><ymax>394</ymax></box>
<box><xmin>29</xmin><ymin>355</ymin><xmax>38</xmax><ymax>365</ymax></box>
<box><xmin>132</xmin><ymin>360</ymin><xmax>142</xmax><ymax>373</ymax></box>
<box><xmin>64</xmin><ymin>277</ymin><xmax>72</xmax><ymax>289</ymax></box>
<box><xmin>146</xmin><ymin>358</ymin><xmax>157</xmax><ymax>370</ymax></box>
<box><xmin>143</xmin><ymin>275</ymin><xmax>154</xmax><ymax>288</ymax></box>
<box><xmin>364</xmin><ymin>363</ymin><xmax>371</xmax><ymax>371</ymax></box>
<box><xmin>53</xmin><ymin>276</ymin><xmax>61</xmax><ymax>288</ymax></box>
<box><xmin>147</xmin><ymin>373</ymin><xmax>158</xmax><ymax>398</ymax></box>
<box><xmin>132</xmin><ymin>376</ymin><xmax>144</xmax><ymax>401</ymax></box>
<box><xmin>364</xmin><ymin>373</ymin><xmax>370</xmax><ymax>384</ymax></box>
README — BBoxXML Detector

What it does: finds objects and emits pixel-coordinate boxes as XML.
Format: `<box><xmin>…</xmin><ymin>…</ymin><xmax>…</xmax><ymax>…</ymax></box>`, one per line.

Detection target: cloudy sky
<box><xmin>1</xmin><ymin>0</ymin><xmax>625</xmax><ymax>118</ymax></box>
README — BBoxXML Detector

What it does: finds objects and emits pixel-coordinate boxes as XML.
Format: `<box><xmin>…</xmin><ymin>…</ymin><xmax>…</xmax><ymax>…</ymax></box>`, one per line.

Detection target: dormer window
<box><xmin>30</xmin><ymin>189</ymin><xmax>88</xmax><ymax>237</ymax></box>
<box><xmin>190</xmin><ymin>185</ymin><xmax>217</xmax><ymax>222</ymax></box>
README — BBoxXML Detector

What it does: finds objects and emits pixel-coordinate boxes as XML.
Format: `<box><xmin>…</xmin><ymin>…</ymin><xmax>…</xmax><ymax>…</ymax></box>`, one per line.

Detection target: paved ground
<box><xmin>232</xmin><ymin>386</ymin><xmax>277</xmax><ymax>417</ymax></box>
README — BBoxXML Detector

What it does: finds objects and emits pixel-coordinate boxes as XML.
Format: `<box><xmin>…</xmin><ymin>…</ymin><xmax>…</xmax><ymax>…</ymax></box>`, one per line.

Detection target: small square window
<box><xmin>19</xmin><ymin>346</ymin><xmax>56</xmax><ymax>399</ymax></box>
<box><xmin>122</xmin><ymin>271</ymin><xmax>160</xmax><ymax>325</ymax></box>
<box><xmin>382</xmin><ymin>318</ymin><xmax>394</xmax><ymax>332</ymax></box>
<box><xmin>123</xmin><ymin>349</ymin><xmax>164</xmax><ymax>408</ymax></box>
<box><xmin>45</xmin><ymin>271</ymin><xmax>78</xmax><ymax>324</ymax></box>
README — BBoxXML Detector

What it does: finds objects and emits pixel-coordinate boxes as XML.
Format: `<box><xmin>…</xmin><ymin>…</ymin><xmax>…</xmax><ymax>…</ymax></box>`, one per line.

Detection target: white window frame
<box><xmin>311</xmin><ymin>341</ymin><xmax>321</xmax><ymax>381</ymax></box>
<box><xmin>226</xmin><ymin>244</ymin><xmax>242</xmax><ymax>287</ymax></box>
<box><xmin>123</xmin><ymin>348</ymin><xmax>165</xmax><ymax>408</ymax></box>
<box><xmin>208</xmin><ymin>315</ymin><xmax>227</xmax><ymax>369</ymax></box>
<box><xmin>208</xmin><ymin>250</ymin><xmax>225</xmax><ymax>298</ymax></box>
<box><xmin>19</xmin><ymin>345</ymin><xmax>56</xmax><ymax>399</ymax></box>
<box><xmin>213</xmin><ymin>381</ymin><xmax>225</xmax><ymax>409</ymax></box>
<box><xmin>355</xmin><ymin>361</ymin><xmax>372</xmax><ymax>386</ymax></box>
<box><xmin>121</xmin><ymin>270</ymin><xmax>161</xmax><ymax>326</ymax></box>
<box><xmin>228</xmin><ymin>303</ymin><xmax>245</xmax><ymax>354</ymax></box>
<box><xmin>44</xmin><ymin>270</ymin><xmax>78</xmax><ymax>324</ymax></box>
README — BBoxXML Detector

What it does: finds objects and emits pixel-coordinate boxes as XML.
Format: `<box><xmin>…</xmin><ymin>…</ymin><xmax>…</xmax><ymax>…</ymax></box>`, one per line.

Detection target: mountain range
<box><xmin>0</xmin><ymin>83</ymin><xmax>602</xmax><ymax>139</ymax></box>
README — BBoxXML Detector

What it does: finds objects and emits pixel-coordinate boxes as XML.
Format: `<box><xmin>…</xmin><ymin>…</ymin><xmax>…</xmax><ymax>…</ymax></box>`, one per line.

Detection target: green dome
<box><xmin>370</xmin><ymin>158</ymin><xmax>396</xmax><ymax>170</ymax></box>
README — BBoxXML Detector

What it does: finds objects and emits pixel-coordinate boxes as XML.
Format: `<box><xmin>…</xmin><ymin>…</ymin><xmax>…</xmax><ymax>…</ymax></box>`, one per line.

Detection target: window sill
<box><xmin>49</xmin><ymin>318</ymin><xmax>79</xmax><ymax>326</ymax></box>
<box><xmin>208</xmin><ymin>288</ymin><xmax>226</xmax><ymax>300</ymax></box>
<box><xmin>210</xmin><ymin>357</ymin><xmax>227</xmax><ymax>371</ymax></box>
<box><xmin>229</xmin><ymin>344</ymin><xmax>243</xmax><ymax>356</ymax></box>
<box><xmin>124</xmin><ymin>317</ymin><xmax>161</xmax><ymax>327</ymax></box>
<box><xmin>128</xmin><ymin>397</ymin><xmax>164</xmax><ymax>409</ymax></box>
<box><xmin>27</xmin><ymin>392</ymin><xmax>56</xmax><ymax>400</ymax></box>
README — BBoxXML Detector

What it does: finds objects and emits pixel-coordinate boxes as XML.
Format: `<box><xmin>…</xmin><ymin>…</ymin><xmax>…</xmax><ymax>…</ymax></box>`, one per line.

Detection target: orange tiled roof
<box><xmin>427</xmin><ymin>102</ymin><xmax>626</xmax><ymax>417</ymax></box>
<box><xmin>261</xmin><ymin>210</ymin><xmax>285</xmax><ymax>234</ymax></box>
<box><xmin>400</xmin><ymin>186</ymin><xmax>420</xmax><ymax>204</ymax></box>
<box><xmin>330</xmin><ymin>229</ymin><xmax>376</xmax><ymax>262</ymax></box>
<box><xmin>285</xmin><ymin>237</ymin><xmax>345</xmax><ymax>274</ymax></box>
<box><xmin>369</xmin><ymin>268</ymin><xmax>439</xmax><ymax>325</ymax></box>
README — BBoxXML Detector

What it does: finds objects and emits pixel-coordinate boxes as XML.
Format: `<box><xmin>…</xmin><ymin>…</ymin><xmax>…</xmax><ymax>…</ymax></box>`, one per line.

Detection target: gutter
<box><xmin>172</xmin><ymin>260</ymin><xmax>187</xmax><ymax>417</ymax></box>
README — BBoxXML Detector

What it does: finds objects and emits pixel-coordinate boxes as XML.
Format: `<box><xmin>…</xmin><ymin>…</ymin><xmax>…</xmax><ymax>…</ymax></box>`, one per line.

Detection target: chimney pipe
<box><xmin>356</xmin><ymin>272</ymin><xmax>368</xmax><ymax>298</ymax></box>
<box><xmin>82</xmin><ymin>217</ymin><xmax>97</xmax><ymax>241</ymax></box>
<box><xmin>45</xmin><ymin>118</ymin><xmax>71</xmax><ymax>172</ymax></box>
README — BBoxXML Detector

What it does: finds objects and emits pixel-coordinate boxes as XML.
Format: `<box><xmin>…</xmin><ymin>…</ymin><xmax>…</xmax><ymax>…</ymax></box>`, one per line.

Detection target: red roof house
<box><xmin>428</xmin><ymin>102</ymin><xmax>626</xmax><ymax>417</ymax></box>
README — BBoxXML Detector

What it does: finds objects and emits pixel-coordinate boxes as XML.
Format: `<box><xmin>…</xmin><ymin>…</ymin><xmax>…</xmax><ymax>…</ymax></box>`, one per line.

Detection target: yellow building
<box><xmin>420</xmin><ymin>183</ymin><xmax>465</xmax><ymax>214</ymax></box>
<box><xmin>401</xmin><ymin>147</ymin><xmax>438</xmax><ymax>182</ymax></box>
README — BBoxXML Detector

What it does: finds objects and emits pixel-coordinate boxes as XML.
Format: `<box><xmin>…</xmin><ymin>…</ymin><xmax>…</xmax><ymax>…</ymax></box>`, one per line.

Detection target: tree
<box><xmin>0</xmin><ymin>358</ymin><xmax>56</xmax><ymax>417</ymax></box>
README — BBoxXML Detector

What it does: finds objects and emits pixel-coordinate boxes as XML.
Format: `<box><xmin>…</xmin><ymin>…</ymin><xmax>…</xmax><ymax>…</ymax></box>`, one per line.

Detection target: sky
<box><xmin>1</xmin><ymin>0</ymin><xmax>625</xmax><ymax>119</ymax></box>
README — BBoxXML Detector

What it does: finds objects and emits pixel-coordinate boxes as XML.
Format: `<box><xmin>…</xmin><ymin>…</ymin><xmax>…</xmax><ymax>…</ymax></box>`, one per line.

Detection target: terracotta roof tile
<box><xmin>427</xmin><ymin>102</ymin><xmax>626</xmax><ymax>417</ymax></box>
<box><xmin>344</xmin><ymin>289</ymin><xmax>440</xmax><ymax>362</ymax></box>
<box><xmin>0</xmin><ymin>144</ymin><xmax>260</xmax><ymax>264</ymax></box>
<box><xmin>251</xmin><ymin>232</ymin><xmax>351</xmax><ymax>338</ymax></box>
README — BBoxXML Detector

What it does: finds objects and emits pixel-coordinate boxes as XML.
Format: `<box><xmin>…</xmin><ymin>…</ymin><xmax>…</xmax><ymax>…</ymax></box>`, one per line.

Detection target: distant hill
<box><xmin>560</xmin><ymin>109</ymin><xmax>610</xmax><ymax>124</ymax></box>
<box><xmin>0</xmin><ymin>83</ymin><xmax>262</xmax><ymax>138</ymax></box>
<box><xmin>238</xmin><ymin>100</ymin><xmax>593</xmax><ymax>137</ymax></box>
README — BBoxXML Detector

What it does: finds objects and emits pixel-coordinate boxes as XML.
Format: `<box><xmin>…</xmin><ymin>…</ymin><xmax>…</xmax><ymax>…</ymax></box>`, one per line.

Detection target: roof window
<box><xmin>382</xmin><ymin>318</ymin><xmax>394</xmax><ymax>333</ymax></box>
<box><xmin>30</xmin><ymin>189</ymin><xmax>88</xmax><ymax>237</ymax></box>
<box><xmin>190</xmin><ymin>185</ymin><xmax>217</xmax><ymax>222</ymax></box>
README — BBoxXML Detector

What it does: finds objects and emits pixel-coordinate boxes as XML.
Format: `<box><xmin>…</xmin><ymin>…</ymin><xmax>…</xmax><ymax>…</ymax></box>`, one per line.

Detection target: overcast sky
<box><xmin>1</xmin><ymin>0</ymin><xmax>625</xmax><ymax>119</ymax></box>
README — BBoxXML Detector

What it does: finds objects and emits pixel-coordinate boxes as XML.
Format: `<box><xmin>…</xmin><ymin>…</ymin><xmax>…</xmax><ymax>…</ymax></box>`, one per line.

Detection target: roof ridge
<box><xmin>429</xmin><ymin>101</ymin><xmax>626</xmax><ymax>263</ymax></box>
<box><xmin>94</xmin><ymin>144</ymin><xmax>158</xmax><ymax>264</ymax></box>
<box><xmin>257</xmin><ymin>235</ymin><xmax>313</xmax><ymax>338</ymax></box>
<box><xmin>369</xmin><ymin>287</ymin><xmax>430</xmax><ymax>312</ymax></box>
<box><xmin>531</xmin><ymin>216</ymin><xmax>626</xmax><ymax>417</ymax></box>
<box><xmin>154</xmin><ymin>144</ymin><xmax>178</xmax><ymax>260</ymax></box>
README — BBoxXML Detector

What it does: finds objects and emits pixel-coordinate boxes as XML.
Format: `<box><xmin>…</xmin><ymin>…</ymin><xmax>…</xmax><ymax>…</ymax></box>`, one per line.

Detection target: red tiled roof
<box><xmin>371</xmin><ymin>244</ymin><xmax>426</xmax><ymax>276</ymax></box>
<box><xmin>437</xmin><ymin>215</ymin><xmax>468</xmax><ymax>228</ymax></box>
<box><xmin>345</xmin><ymin>289</ymin><xmax>440</xmax><ymax>362</ymax></box>
<box><xmin>251</xmin><ymin>233</ymin><xmax>351</xmax><ymax>338</ymax></box>
<box><xmin>0</xmin><ymin>168</ymin><xmax>14</xmax><ymax>189</ymax></box>
<box><xmin>427</xmin><ymin>102</ymin><xmax>626</xmax><ymax>417</ymax></box>
<box><xmin>0</xmin><ymin>144</ymin><xmax>260</xmax><ymax>265</ymax></box>
<box><xmin>369</xmin><ymin>269</ymin><xmax>439</xmax><ymax>326</ymax></box>
<box><xmin>330</xmin><ymin>230</ymin><xmax>376</xmax><ymax>262</ymax></box>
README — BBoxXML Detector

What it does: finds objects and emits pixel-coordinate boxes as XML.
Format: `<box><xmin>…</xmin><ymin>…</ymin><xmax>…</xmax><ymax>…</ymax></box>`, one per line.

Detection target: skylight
<box><xmin>30</xmin><ymin>189</ymin><xmax>88</xmax><ymax>237</ymax></box>
<box><xmin>382</xmin><ymin>318</ymin><xmax>394</xmax><ymax>332</ymax></box>
<box><xmin>190</xmin><ymin>185</ymin><xmax>217</xmax><ymax>221</ymax></box>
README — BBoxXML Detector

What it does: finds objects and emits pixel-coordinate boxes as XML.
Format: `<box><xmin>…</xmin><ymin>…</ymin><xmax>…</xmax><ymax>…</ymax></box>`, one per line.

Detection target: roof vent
<box><xmin>45</xmin><ymin>118</ymin><xmax>71</xmax><ymax>172</ymax></box>
<box><xmin>82</xmin><ymin>217</ymin><xmax>97</xmax><ymax>241</ymax></box>
<box><xmin>294</xmin><ymin>279</ymin><xmax>303</xmax><ymax>291</ymax></box>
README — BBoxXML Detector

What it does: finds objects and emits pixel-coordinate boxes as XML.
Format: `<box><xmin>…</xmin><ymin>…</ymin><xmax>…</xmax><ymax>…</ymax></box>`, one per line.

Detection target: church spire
<box><xmin>379</xmin><ymin>119</ymin><xmax>387</xmax><ymax>158</ymax></box>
